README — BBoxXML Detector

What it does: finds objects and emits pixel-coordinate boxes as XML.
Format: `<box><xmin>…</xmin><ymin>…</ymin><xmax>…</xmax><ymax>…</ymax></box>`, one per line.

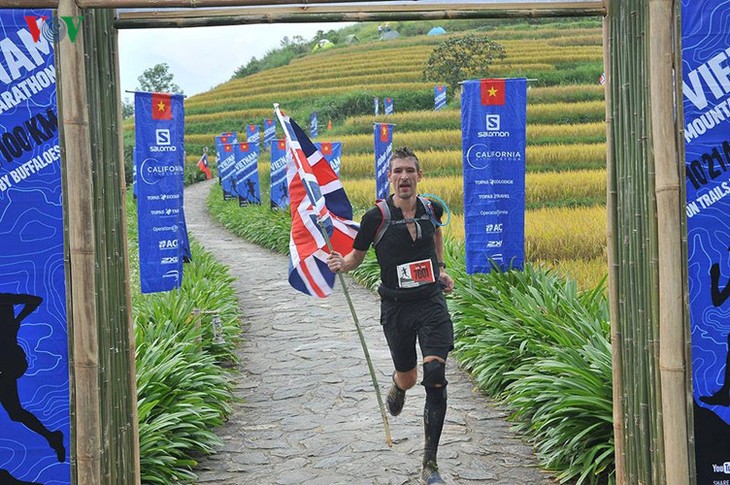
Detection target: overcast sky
<box><xmin>117</xmin><ymin>23</ymin><xmax>354</xmax><ymax>101</ymax></box>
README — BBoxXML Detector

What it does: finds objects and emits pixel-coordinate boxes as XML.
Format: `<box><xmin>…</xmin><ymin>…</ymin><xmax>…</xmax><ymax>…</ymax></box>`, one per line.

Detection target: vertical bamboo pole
<box><xmin>649</xmin><ymin>1</ymin><xmax>690</xmax><ymax>483</ymax></box>
<box><xmin>603</xmin><ymin>9</ymin><xmax>625</xmax><ymax>483</ymax></box>
<box><xmin>56</xmin><ymin>0</ymin><xmax>102</xmax><ymax>483</ymax></box>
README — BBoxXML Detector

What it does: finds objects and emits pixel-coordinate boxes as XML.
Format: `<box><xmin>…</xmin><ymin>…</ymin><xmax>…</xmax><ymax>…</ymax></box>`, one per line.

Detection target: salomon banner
<box><xmin>246</xmin><ymin>123</ymin><xmax>260</xmax><ymax>147</ymax></box>
<box><xmin>310</xmin><ymin>112</ymin><xmax>318</xmax><ymax>138</ymax></box>
<box><xmin>434</xmin><ymin>85</ymin><xmax>447</xmax><ymax>110</ymax></box>
<box><xmin>461</xmin><ymin>78</ymin><xmax>526</xmax><ymax>274</ymax></box>
<box><xmin>316</xmin><ymin>141</ymin><xmax>342</xmax><ymax>176</ymax></box>
<box><xmin>681</xmin><ymin>2</ymin><xmax>730</xmax><ymax>482</ymax></box>
<box><xmin>0</xmin><ymin>10</ymin><xmax>70</xmax><ymax>484</ymax></box>
<box><xmin>270</xmin><ymin>139</ymin><xmax>289</xmax><ymax>209</ymax></box>
<box><xmin>135</xmin><ymin>92</ymin><xmax>186</xmax><ymax>293</ymax></box>
<box><xmin>374</xmin><ymin>123</ymin><xmax>394</xmax><ymax>200</ymax></box>
<box><xmin>215</xmin><ymin>135</ymin><xmax>236</xmax><ymax>199</ymax></box>
<box><xmin>384</xmin><ymin>97</ymin><xmax>394</xmax><ymax>115</ymax></box>
<box><xmin>233</xmin><ymin>142</ymin><xmax>260</xmax><ymax>205</ymax></box>
<box><xmin>263</xmin><ymin>118</ymin><xmax>276</xmax><ymax>150</ymax></box>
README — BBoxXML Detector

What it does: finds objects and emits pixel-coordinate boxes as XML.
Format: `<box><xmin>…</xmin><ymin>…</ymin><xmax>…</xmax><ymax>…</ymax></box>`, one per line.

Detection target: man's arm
<box><xmin>327</xmin><ymin>249</ymin><xmax>367</xmax><ymax>273</ymax></box>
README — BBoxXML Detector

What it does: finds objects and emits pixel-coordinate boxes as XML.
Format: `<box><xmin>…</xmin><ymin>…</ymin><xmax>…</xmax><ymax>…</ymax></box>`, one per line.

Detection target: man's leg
<box><xmin>421</xmin><ymin>356</ymin><xmax>447</xmax><ymax>484</ymax></box>
<box><xmin>387</xmin><ymin>367</ymin><xmax>417</xmax><ymax>416</ymax></box>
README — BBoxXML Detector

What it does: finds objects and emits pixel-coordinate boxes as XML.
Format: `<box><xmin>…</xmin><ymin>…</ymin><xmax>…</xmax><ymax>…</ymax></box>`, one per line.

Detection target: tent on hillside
<box><xmin>313</xmin><ymin>39</ymin><xmax>335</xmax><ymax>51</ymax></box>
<box><xmin>380</xmin><ymin>30</ymin><xmax>400</xmax><ymax>40</ymax></box>
<box><xmin>427</xmin><ymin>26</ymin><xmax>447</xmax><ymax>36</ymax></box>
<box><xmin>344</xmin><ymin>34</ymin><xmax>359</xmax><ymax>45</ymax></box>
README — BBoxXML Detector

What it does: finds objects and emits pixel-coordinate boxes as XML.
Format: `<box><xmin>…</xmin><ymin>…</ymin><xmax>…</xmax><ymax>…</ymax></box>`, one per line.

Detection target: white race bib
<box><xmin>396</xmin><ymin>259</ymin><xmax>436</xmax><ymax>288</ymax></box>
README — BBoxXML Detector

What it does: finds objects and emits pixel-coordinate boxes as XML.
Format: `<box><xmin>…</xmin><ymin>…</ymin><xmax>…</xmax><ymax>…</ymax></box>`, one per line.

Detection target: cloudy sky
<box><xmin>117</xmin><ymin>22</ymin><xmax>354</xmax><ymax>101</ymax></box>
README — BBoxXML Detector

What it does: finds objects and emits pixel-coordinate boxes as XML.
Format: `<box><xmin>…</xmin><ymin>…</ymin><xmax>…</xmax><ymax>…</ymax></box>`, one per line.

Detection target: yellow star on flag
<box><xmin>488</xmin><ymin>86</ymin><xmax>498</xmax><ymax>97</ymax></box>
<box><xmin>157</xmin><ymin>101</ymin><xmax>166</xmax><ymax>112</ymax></box>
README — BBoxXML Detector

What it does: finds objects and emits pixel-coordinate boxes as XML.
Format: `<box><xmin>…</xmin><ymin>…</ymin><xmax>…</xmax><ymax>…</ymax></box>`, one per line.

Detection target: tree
<box><xmin>121</xmin><ymin>97</ymin><xmax>134</xmax><ymax>119</ymax></box>
<box><xmin>136</xmin><ymin>63</ymin><xmax>183</xmax><ymax>94</ymax></box>
<box><xmin>423</xmin><ymin>34</ymin><xmax>507</xmax><ymax>95</ymax></box>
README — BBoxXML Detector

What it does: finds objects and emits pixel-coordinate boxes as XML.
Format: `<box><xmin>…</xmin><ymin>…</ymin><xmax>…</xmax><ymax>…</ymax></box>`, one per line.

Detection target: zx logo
<box><xmin>24</xmin><ymin>16</ymin><xmax>84</xmax><ymax>44</ymax></box>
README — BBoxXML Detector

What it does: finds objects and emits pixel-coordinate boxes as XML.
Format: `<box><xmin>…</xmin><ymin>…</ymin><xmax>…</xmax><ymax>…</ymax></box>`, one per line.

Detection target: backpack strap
<box><xmin>373</xmin><ymin>196</ymin><xmax>436</xmax><ymax>247</ymax></box>
<box><xmin>373</xmin><ymin>199</ymin><xmax>391</xmax><ymax>247</ymax></box>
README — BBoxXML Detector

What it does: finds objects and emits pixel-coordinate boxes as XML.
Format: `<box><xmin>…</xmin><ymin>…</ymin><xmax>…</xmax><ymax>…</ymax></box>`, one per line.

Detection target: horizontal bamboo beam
<box><xmin>115</xmin><ymin>6</ymin><xmax>605</xmax><ymax>28</ymax></box>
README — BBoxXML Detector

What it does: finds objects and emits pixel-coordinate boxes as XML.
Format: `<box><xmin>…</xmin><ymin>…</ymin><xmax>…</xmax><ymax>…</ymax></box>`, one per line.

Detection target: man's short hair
<box><xmin>389</xmin><ymin>146</ymin><xmax>420</xmax><ymax>171</ymax></box>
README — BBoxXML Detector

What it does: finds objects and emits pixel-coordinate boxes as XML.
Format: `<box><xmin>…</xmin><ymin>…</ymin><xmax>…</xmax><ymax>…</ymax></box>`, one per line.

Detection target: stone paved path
<box><xmin>186</xmin><ymin>180</ymin><xmax>555</xmax><ymax>485</ymax></box>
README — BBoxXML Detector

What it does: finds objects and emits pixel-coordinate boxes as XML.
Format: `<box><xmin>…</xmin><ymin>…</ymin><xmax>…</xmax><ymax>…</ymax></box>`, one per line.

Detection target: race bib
<box><xmin>396</xmin><ymin>259</ymin><xmax>436</xmax><ymax>288</ymax></box>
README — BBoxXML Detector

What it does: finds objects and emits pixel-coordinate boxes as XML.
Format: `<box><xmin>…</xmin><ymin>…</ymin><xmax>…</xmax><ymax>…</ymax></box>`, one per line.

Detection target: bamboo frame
<box><xmin>57</xmin><ymin>0</ymin><xmax>103</xmax><ymax>483</ymax></box>
<box><xmin>649</xmin><ymin>0</ymin><xmax>689</xmax><ymax>483</ymax></box>
<box><xmin>114</xmin><ymin>7</ymin><xmax>606</xmax><ymax>28</ymax></box>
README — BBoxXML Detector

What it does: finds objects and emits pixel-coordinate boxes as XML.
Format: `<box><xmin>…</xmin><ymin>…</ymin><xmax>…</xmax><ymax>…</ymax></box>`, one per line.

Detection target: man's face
<box><xmin>388</xmin><ymin>157</ymin><xmax>422</xmax><ymax>200</ymax></box>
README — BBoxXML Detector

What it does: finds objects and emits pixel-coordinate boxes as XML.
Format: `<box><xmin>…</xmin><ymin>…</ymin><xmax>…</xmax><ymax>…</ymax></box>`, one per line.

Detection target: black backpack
<box><xmin>373</xmin><ymin>196</ymin><xmax>435</xmax><ymax>247</ymax></box>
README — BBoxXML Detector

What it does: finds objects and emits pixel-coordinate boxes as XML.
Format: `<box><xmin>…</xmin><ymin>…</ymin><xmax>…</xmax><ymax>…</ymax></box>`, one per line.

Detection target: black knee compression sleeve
<box><xmin>422</xmin><ymin>361</ymin><xmax>448</xmax><ymax>466</ymax></box>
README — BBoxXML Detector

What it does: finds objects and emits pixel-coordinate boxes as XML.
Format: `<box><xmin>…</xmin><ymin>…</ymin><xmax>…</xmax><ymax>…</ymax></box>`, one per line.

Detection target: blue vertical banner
<box><xmin>374</xmin><ymin>97</ymin><xmax>379</xmax><ymax>116</ymax></box>
<box><xmin>246</xmin><ymin>123</ymin><xmax>259</xmax><ymax>146</ymax></box>
<box><xmin>374</xmin><ymin>123</ymin><xmax>394</xmax><ymax>200</ymax></box>
<box><xmin>135</xmin><ymin>92</ymin><xmax>186</xmax><ymax>293</ymax></box>
<box><xmin>434</xmin><ymin>84</ymin><xmax>447</xmax><ymax>110</ymax></box>
<box><xmin>233</xmin><ymin>142</ymin><xmax>260</xmax><ymax>205</ymax></box>
<box><xmin>681</xmin><ymin>2</ymin><xmax>730</xmax><ymax>482</ymax></box>
<box><xmin>384</xmin><ymin>97</ymin><xmax>394</xmax><ymax>115</ymax></box>
<box><xmin>263</xmin><ymin>118</ymin><xmax>276</xmax><ymax>150</ymax></box>
<box><xmin>316</xmin><ymin>141</ymin><xmax>342</xmax><ymax>176</ymax></box>
<box><xmin>461</xmin><ymin>78</ymin><xmax>526</xmax><ymax>273</ymax></box>
<box><xmin>0</xmin><ymin>10</ymin><xmax>70</xmax><ymax>484</ymax></box>
<box><xmin>270</xmin><ymin>139</ymin><xmax>289</xmax><ymax>209</ymax></box>
<box><xmin>215</xmin><ymin>135</ymin><xmax>236</xmax><ymax>199</ymax></box>
<box><xmin>310</xmin><ymin>112</ymin><xmax>318</xmax><ymax>138</ymax></box>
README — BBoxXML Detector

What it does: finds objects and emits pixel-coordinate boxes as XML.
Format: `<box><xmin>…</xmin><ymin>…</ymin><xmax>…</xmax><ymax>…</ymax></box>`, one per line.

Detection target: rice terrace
<box><xmin>0</xmin><ymin>1</ymin><xmax>711</xmax><ymax>485</ymax></box>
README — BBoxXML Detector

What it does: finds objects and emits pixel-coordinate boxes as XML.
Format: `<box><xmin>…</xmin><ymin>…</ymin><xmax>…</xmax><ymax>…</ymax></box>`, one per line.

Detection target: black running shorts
<box><xmin>379</xmin><ymin>291</ymin><xmax>454</xmax><ymax>372</ymax></box>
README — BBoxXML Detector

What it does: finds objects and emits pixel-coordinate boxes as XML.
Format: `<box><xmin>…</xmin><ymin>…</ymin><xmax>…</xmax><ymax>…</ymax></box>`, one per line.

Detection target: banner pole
<box><xmin>318</xmin><ymin>220</ymin><xmax>393</xmax><ymax>448</ymax></box>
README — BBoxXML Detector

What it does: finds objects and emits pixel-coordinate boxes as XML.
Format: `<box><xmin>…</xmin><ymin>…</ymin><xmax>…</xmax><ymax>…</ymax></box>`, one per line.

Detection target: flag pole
<box><xmin>317</xmin><ymin>220</ymin><xmax>393</xmax><ymax>448</ymax></box>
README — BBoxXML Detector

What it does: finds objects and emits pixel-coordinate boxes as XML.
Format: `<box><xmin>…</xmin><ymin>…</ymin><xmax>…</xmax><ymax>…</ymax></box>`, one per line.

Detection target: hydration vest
<box><xmin>373</xmin><ymin>196</ymin><xmax>436</xmax><ymax>247</ymax></box>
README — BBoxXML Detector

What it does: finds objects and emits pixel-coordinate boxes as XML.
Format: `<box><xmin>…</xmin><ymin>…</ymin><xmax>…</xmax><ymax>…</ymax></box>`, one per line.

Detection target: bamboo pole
<box><xmin>114</xmin><ymin>8</ymin><xmax>605</xmax><ymax>29</ymax></box>
<box><xmin>649</xmin><ymin>1</ymin><xmax>689</xmax><ymax>483</ymax></box>
<box><xmin>603</xmin><ymin>9</ymin><xmax>625</xmax><ymax>484</ymax></box>
<box><xmin>56</xmin><ymin>0</ymin><xmax>102</xmax><ymax>483</ymax></box>
<box><xmin>112</xmin><ymin>19</ymin><xmax>142</xmax><ymax>484</ymax></box>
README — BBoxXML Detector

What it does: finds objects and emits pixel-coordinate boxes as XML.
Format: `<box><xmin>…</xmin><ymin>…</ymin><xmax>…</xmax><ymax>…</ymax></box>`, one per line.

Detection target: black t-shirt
<box><xmin>354</xmin><ymin>195</ymin><xmax>443</xmax><ymax>293</ymax></box>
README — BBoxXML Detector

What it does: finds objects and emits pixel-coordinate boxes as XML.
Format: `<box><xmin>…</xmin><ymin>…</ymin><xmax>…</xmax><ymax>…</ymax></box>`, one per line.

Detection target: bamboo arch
<box><xmin>0</xmin><ymin>1</ymin><xmax>692</xmax><ymax>484</ymax></box>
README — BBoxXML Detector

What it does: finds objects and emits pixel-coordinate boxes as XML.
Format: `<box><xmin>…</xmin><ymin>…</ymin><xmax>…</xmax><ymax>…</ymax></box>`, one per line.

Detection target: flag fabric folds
<box><xmin>197</xmin><ymin>148</ymin><xmax>212</xmax><ymax>179</ymax></box>
<box><xmin>275</xmin><ymin>105</ymin><xmax>359</xmax><ymax>298</ymax></box>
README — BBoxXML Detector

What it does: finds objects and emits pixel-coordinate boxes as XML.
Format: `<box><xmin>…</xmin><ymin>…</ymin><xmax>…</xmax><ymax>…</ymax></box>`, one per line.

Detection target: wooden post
<box><xmin>649</xmin><ymin>0</ymin><xmax>690</xmax><ymax>483</ymax></box>
<box><xmin>56</xmin><ymin>0</ymin><xmax>102</xmax><ymax>483</ymax></box>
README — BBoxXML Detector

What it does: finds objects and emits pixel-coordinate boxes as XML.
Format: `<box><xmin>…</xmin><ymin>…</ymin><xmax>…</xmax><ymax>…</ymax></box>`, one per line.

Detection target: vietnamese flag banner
<box><xmin>462</xmin><ymin>78</ymin><xmax>526</xmax><ymax>274</ymax></box>
<box><xmin>246</xmin><ymin>124</ymin><xmax>260</xmax><ymax>147</ymax></box>
<box><xmin>681</xmin><ymin>2</ymin><xmax>730</xmax><ymax>482</ymax></box>
<box><xmin>263</xmin><ymin>118</ymin><xmax>276</xmax><ymax>150</ymax></box>
<box><xmin>215</xmin><ymin>135</ymin><xmax>236</xmax><ymax>199</ymax></box>
<box><xmin>315</xmin><ymin>141</ymin><xmax>342</xmax><ymax>176</ymax></box>
<box><xmin>434</xmin><ymin>85</ymin><xmax>447</xmax><ymax>110</ymax></box>
<box><xmin>270</xmin><ymin>139</ymin><xmax>289</xmax><ymax>209</ymax></box>
<box><xmin>0</xmin><ymin>10</ymin><xmax>71</xmax><ymax>484</ymax></box>
<box><xmin>374</xmin><ymin>123</ymin><xmax>394</xmax><ymax>200</ymax></box>
<box><xmin>232</xmin><ymin>142</ymin><xmax>261</xmax><ymax>206</ymax></box>
<box><xmin>384</xmin><ymin>97</ymin><xmax>394</xmax><ymax>115</ymax></box>
<box><xmin>135</xmin><ymin>91</ymin><xmax>186</xmax><ymax>293</ymax></box>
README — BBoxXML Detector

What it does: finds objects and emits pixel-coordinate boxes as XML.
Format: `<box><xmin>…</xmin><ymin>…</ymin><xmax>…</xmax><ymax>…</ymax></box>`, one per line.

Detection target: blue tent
<box><xmin>427</xmin><ymin>26</ymin><xmax>447</xmax><ymax>36</ymax></box>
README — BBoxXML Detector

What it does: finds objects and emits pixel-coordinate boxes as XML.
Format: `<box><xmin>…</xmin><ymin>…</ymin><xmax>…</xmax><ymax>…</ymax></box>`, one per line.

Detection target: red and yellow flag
<box><xmin>151</xmin><ymin>93</ymin><xmax>173</xmax><ymax>120</ymax></box>
<box><xmin>480</xmin><ymin>79</ymin><xmax>506</xmax><ymax>106</ymax></box>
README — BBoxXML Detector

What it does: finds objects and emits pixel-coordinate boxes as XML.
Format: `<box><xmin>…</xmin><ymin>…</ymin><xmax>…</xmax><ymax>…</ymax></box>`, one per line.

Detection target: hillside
<box><xmin>126</xmin><ymin>18</ymin><xmax>607</xmax><ymax>288</ymax></box>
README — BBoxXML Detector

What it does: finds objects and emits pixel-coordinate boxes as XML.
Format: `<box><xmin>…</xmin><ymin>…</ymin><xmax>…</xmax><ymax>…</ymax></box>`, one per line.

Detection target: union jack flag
<box><xmin>275</xmin><ymin>105</ymin><xmax>359</xmax><ymax>297</ymax></box>
<box><xmin>197</xmin><ymin>148</ymin><xmax>212</xmax><ymax>179</ymax></box>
